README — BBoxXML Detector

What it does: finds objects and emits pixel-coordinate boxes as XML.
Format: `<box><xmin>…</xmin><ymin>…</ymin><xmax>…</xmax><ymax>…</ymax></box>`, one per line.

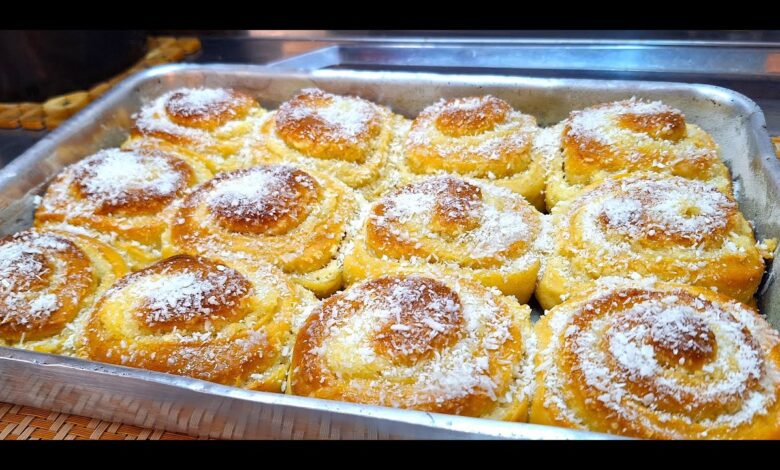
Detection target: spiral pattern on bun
<box><xmin>127</xmin><ymin>87</ymin><xmax>265</xmax><ymax>172</ymax></box>
<box><xmin>35</xmin><ymin>147</ymin><xmax>211</xmax><ymax>269</ymax></box>
<box><xmin>536</xmin><ymin>174</ymin><xmax>769</xmax><ymax>310</ymax></box>
<box><xmin>289</xmin><ymin>274</ymin><xmax>535</xmax><ymax>420</ymax></box>
<box><xmin>532</xmin><ymin>280</ymin><xmax>780</xmax><ymax>439</ymax></box>
<box><xmin>343</xmin><ymin>175</ymin><xmax>548</xmax><ymax>302</ymax></box>
<box><xmin>540</xmin><ymin>98</ymin><xmax>732</xmax><ymax>209</ymax></box>
<box><xmin>247</xmin><ymin>88</ymin><xmax>408</xmax><ymax>199</ymax></box>
<box><xmin>0</xmin><ymin>229</ymin><xmax>127</xmax><ymax>354</ymax></box>
<box><xmin>84</xmin><ymin>254</ymin><xmax>316</xmax><ymax>391</ymax></box>
<box><xmin>162</xmin><ymin>164</ymin><xmax>364</xmax><ymax>297</ymax></box>
<box><xmin>402</xmin><ymin>95</ymin><xmax>544</xmax><ymax>209</ymax></box>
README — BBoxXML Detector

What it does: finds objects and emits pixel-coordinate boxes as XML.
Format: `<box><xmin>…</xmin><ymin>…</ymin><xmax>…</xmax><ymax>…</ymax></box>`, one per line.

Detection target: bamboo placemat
<box><xmin>0</xmin><ymin>402</ymin><xmax>199</xmax><ymax>440</ymax></box>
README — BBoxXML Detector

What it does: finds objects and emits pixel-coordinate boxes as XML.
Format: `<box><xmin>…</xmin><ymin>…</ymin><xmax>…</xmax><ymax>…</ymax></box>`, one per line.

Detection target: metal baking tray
<box><xmin>0</xmin><ymin>64</ymin><xmax>777</xmax><ymax>439</ymax></box>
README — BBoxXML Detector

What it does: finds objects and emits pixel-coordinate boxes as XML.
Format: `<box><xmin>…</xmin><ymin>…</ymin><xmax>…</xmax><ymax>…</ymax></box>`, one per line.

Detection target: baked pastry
<box><xmin>0</xmin><ymin>229</ymin><xmax>127</xmax><ymax>355</ymax></box>
<box><xmin>244</xmin><ymin>88</ymin><xmax>408</xmax><ymax>199</ymax></box>
<box><xmin>402</xmin><ymin>95</ymin><xmax>544</xmax><ymax>210</ymax></box>
<box><xmin>536</xmin><ymin>173</ymin><xmax>771</xmax><ymax>310</ymax></box>
<box><xmin>343</xmin><ymin>175</ymin><xmax>548</xmax><ymax>303</ymax></box>
<box><xmin>161</xmin><ymin>164</ymin><xmax>364</xmax><ymax>297</ymax></box>
<box><xmin>83</xmin><ymin>254</ymin><xmax>316</xmax><ymax>391</ymax></box>
<box><xmin>532</xmin><ymin>280</ymin><xmax>780</xmax><ymax>439</ymax></box>
<box><xmin>540</xmin><ymin>97</ymin><xmax>732</xmax><ymax>210</ymax></box>
<box><xmin>126</xmin><ymin>87</ymin><xmax>265</xmax><ymax>172</ymax></box>
<box><xmin>289</xmin><ymin>274</ymin><xmax>535</xmax><ymax>421</ymax></box>
<box><xmin>35</xmin><ymin>147</ymin><xmax>212</xmax><ymax>269</ymax></box>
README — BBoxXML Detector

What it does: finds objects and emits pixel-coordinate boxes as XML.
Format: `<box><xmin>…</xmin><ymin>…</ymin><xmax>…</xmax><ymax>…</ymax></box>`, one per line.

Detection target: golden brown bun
<box><xmin>401</xmin><ymin>95</ymin><xmax>545</xmax><ymax>210</ymax></box>
<box><xmin>541</xmin><ymin>98</ymin><xmax>732</xmax><ymax>210</ymax></box>
<box><xmin>35</xmin><ymin>147</ymin><xmax>212</xmax><ymax>269</ymax></box>
<box><xmin>531</xmin><ymin>280</ymin><xmax>780</xmax><ymax>439</ymax></box>
<box><xmin>125</xmin><ymin>87</ymin><xmax>266</xmax><ymax>172</ymax></box>
<box><xmin>289</xmin><ymin>274</ymin><xmax>535</xmax><ymax>421</ymax></box>
<box><xmin>161</xmin><ymin>164</ymin><xmax>364</xmax><ymax>297</ymax></box>
<box><xmin>83</xmin><ymin>254</ymin><xmax>316</xmax><ymax>391</ymax></box>
<box><xmin>241</xmin><ymin>88</ymin><xmax>408</xmax><ymax>200</ymax></box>
<box><xmin>0</xmin><ymin>229</ymin><xmax>127</xmax><ymax>354</ymax></box>
<box><xmin>344</xmin><ymin>175</ymin><xmax>549</xmax><ymax>303</ymax></box>
<box><xmin>536</xmin><ymin>173</ymin><xmax>768</xmax><ymax>310</ymax></box>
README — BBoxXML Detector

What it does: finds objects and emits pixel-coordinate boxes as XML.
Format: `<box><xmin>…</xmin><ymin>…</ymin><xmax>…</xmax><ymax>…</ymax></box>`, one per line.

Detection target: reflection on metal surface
<box><xmin>0</xmin><ymin>64</ymin><xmax>777</xmax><ymax>439</ymax></box>
<box><xmin>8</xmin><ymin>36</ymin><xmax>780</xmax><ymax>163</ymax></box>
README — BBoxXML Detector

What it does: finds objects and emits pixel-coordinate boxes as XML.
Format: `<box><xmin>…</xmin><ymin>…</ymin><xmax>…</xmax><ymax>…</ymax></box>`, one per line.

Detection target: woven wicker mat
<box><xmin>0</xmin><ymin>402</ymin><xmax>199</xmax><ymax>440</ymax></box>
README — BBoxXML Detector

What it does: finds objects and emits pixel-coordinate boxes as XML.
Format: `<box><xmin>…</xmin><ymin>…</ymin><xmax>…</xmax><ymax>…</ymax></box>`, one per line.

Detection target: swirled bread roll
<box><xmin>343</xmin><ymin>175</ymin><xmax>549</xmax><ymax>303</ymax></box>
<box><xmin>161</xmin><ymin>164</ymin><xmax>364</xmax><ymax>297</ymax></box>
<box><xmin>83</xmin><ymin>254</ymin><xmax>316</xmax><ymax>391</ymax></box>
<box><xmin>0</xmin><ymin>229</ymin><xmax>127</xmax><ymax>354</ymax></box>
<box><xmin>536</xmin><ymin>173</ymin><xmax>771</xmax><ymax>310</ymax></box>
<box><xmin>242</xmin><ymin>88</ymin><xmax>408</xmax><ymax>200</ymax></box>
<box><xmin>35</xmin><ymin>147</ymin><xmax>211</xmax><ymax>269</ymax></box>
<box><xmin>540</xmin><ymin>98</ymin><xmax>732</xmax><ymax>210</ymax></box>
<box><xmin>125</xmin><ymin>87</ymin><xmax>266</xmax><ymax>172</ymax></box>
<box><xmin>289</xmin><ymin>274</ymin><xmax>535</xmax><ymax>421</ymax></box>
<box><xmin>532</xmin><ymin>280</ymin><xmax>780</xmax><ymax>439</ymax></box>
<box><xmin>401</xmin><ymin>95</ymin><xmax>545</xmax><ymax>210</ymax></box>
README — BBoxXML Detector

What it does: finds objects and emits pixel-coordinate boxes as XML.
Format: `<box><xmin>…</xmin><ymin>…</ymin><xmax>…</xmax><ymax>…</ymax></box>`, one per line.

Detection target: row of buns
<box><xmin>1</xmin><ymin>86</ymin><xmax>778</xmax><ymax>439</ymax></box>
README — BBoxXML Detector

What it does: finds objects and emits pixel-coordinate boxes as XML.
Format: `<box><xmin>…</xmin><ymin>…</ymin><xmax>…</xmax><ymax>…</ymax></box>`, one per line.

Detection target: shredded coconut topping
<box><xmin>539</xmin><ymin>282</ymin><xmax>780</xmax><ymax>437</ymax></box>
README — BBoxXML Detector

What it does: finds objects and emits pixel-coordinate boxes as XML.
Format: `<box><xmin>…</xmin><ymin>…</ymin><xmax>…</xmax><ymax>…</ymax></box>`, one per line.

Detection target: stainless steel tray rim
<box><xmin>0</xmin><ymin>346</ymin><xmax>609</xmax><ymax>439</ymax></box>
<box><xmin>1</xmin><ymin>63</ymin><xmax>775</xmax><ymax>439</ymax></box>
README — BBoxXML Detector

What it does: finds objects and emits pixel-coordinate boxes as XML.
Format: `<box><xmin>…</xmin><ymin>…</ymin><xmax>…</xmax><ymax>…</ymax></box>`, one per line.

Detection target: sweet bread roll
<box><xmin>245</xmin><ymin>88</ymin><xmax>408</xmax><ymax>199</ymax></box>
<box><xmin>126</xmin><ymin>87</ymin><xmax>266</xmax><ymax>172</ymax></box>
<box><xmin>343</xmin><ymin>175</ymin><xmax>549</xmax><ymax>302</ymax></box>
<box><xmin>0</xmin><ymin>229</ymin><xmax>127</xmax><ymax>355</ymax></box>
<box><xmin>402</xmin><ymin>95</ymin><xmax>545</xmax><ymax>210</ymax></box>
<box><xmin>541</xmin><ymin>98</ymin><xmax>732</xmax><ymax>209</ymax></box>
<box><xmin>83</xmin><ymin>254</ymin><xmax>316</xmax><ymax>391</ymax></box>
<box><xmin>536</xmin><ymin>173</ymin><xmax>771</xmax><ymax>310</ymax></box>
<box><xmin>289</xmin><ymin>274</ymin><xmax>535</xmax><ymax>421</ymax></box>
<box><xmin>35</xmin><ymin>148</ymin><xmax>212</xmax><ymax>270</ymax></box>
<box><xmin>161</xmin><ymin>164</ymin><xmax>364</xmax><ymax>297</ymax></box>
<box><xmin>532</xmin><ymin>280</ymin><xmax>780</xmax><ymax>439</ymax></box>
